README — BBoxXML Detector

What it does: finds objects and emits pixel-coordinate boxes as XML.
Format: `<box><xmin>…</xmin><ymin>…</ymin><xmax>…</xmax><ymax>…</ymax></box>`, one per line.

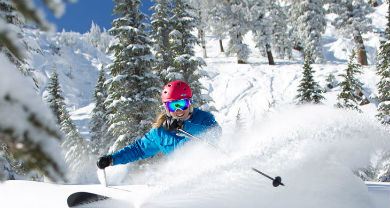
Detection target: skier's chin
<box><xmin>175</xmin><ymin>114</ymin><xmax>187</xmax><ymax>120</ymax></box>
<box><xmin>172</xmin><ymin>110</ymin><xmax>189</xmax><ymax>120</ymax></box>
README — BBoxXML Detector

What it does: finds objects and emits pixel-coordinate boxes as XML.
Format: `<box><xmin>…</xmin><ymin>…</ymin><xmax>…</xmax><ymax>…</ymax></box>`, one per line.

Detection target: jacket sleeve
<box><xmin>182</xmin><ymin>112</ymin><xmax>222</xmax><ymax>143</ymax></box>
<box><xmin>110</xmin><ymin>129</ymin><xmax>160</xmax><ymax>165</ymax></box>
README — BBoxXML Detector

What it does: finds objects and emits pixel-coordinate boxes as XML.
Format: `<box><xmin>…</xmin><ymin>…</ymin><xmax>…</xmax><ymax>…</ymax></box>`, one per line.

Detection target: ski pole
<box><xmin>178</xmin><ymin>129</ymin><xmax>284</xmax><ymax>187</ymax></box>
<box><xmin>102</xmin><ymin>168</ymin><xmax>134</xmax><ymax>192</ymax></box>
<box><xmin>102</xmin><ymin>168</ymin><xmax>108</xmax><ymax>187</ymax></box>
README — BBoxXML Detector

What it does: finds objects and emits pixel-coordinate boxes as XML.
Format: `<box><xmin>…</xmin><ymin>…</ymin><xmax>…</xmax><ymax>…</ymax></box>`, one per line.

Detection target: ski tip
<box><xmin>67</xmin><ymin>192</ymin><xmax>110</xmax><ymax>207</ymax></box>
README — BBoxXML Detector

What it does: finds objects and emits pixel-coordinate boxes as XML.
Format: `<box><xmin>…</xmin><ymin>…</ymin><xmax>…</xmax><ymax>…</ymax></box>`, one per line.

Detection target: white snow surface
<box><xmin>1</xmin><ymin>3</ymin><xmax>390</xmax><ymax>208</ymax></box>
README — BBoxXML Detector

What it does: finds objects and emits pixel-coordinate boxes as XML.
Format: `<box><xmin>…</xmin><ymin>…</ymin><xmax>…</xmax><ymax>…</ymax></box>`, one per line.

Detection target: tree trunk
<box><xmin>198</xmin><ymin>29</ymin><xmax>207</xmax><ymax>58</ymax></box>
<box><xmin>294</xmin><ymin>43</ymin><xmax>304</xmax><ymax>51</ymax></box>
<box><xmin>237</xmin><ymin>59</ymin><xmax>246</xmax><ymax>64</ymax></box>
<box><xmin>219</xmin><ymin>39</ymin><xmax>224</xmax><ymax>53</ymax></box>
<box><xmin>354</xmin><ymin>31</ymin><xmax>368</xmax><ymax>66</ymax></box>
<box><xmin>162</xmin><ymin>28</ymin><xmax>170</xmax><ymax>70</ymax></box>
<box><xmin>265</xmin><ymin>43</ymin><xmax>275</xmax><ymax>65</ymax></box>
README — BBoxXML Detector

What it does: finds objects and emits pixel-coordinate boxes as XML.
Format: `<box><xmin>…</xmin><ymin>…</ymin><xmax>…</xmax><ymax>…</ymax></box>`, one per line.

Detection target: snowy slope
<box><xmin>0</xmin><ymin>179</ymin><xmax>388</xmax><ymax>208</ymax></box>
<box><xmin>199</xmin><ymin>35</ymin><xmax>380</xmax><ymax>134</ymax></box>
<box><xmin>0</xmin><ymin>3</ymin><xmax>389</xmax><ymax>208</ymax></box>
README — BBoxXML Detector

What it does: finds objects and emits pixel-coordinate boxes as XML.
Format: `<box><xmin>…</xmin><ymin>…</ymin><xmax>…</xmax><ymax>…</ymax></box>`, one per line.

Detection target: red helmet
<box><xmin>161</xmin><ymin>80</ymin><xmax>192</xmax><ymax>102</ymax></box>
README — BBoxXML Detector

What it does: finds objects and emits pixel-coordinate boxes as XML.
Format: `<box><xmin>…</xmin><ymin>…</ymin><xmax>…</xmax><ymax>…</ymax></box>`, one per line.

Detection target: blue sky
<box><xmin>34</xmin><ymin>0</ymin><xmax>153</xmax><ymax>33</ymax></box>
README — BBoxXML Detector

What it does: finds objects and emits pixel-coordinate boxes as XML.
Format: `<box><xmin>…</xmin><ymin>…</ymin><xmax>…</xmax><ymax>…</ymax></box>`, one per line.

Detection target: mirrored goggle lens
<box><xmin>166</xmin><ymin>99</ymin><xmax>190</xmax><ymax>112</ymax></box>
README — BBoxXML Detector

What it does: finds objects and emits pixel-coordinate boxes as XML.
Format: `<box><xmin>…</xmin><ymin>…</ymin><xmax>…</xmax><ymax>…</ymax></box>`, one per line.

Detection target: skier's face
<box><xmin>169</xmin><ymin>107</ymin><xmax>190</xmax><ymax>120</ymax></box>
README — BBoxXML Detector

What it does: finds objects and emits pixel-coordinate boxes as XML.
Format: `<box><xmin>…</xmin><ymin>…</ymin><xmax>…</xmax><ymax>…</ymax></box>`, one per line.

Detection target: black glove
<box><xmin>162</xmin><ymin>117</ymin><xmax>184</xmax><ymax>132</ymax></box>
<box><xmin>97</xmin><ymin>155</ymin><xmax>112</xmax><ymax>169</ymax></box>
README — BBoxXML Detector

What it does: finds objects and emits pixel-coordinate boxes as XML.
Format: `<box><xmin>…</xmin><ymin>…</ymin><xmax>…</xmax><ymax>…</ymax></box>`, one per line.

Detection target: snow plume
<box><xmin>114</xmin><ymin>105</ymin><xmax>389</xmax><ymax>208</ymax></box>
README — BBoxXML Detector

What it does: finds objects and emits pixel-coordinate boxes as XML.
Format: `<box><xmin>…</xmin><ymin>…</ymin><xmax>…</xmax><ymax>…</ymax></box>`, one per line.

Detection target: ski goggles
<box><xmin>165</xmin><ymin>99</ymin><xmax>191</xmax><ymax>112</ymax></box>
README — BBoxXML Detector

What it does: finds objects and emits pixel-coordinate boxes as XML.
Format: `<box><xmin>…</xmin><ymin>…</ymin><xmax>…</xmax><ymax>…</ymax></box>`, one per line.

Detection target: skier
<box><xmin>97</xmin><ymin>80</ymin><xmax>221</xmax><ymax>169</ymax></box>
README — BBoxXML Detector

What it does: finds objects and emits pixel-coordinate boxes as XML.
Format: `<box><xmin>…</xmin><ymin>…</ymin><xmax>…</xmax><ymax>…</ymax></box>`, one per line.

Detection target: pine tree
<box><xmin>167</xmin><ymin>0</ymin><xmax>211</xmax><ymax>108</ymax></box>
<box><xmin>376</xmin><ymin>3</ymin><xmax>390</xmax><ymax>125</ymax></box>
<box><xmin>150</xmin><ymin>0</ymin><xmax>174</xmax><ymax>84</ymax></box>
<box><xmin>60</xmin><ymin>103</ymin><xmax>93</xmax><ymax>183</ymax></box>
<box><xmin>268</xmin><ymin>1</ymin><xmax>291</xmax><ymax>60</ymax></box>
<box><xmin>325</xmin><ymin>73</ymin><xmax>337</xmax><ymax>90</ymax></box>
<box><xmin>88</xmin><ymin>21</ymin><xmax>102</xmax><ymax>48</ymax></box>
<box><xmin>235</xmin><ymin>109</ymin><xmax>245</xmax><ymax>132</ymax></box>
<box><xmin>249</xmin><ymin>0</ymin><xmax>274</xmax><ymax>65</ymax></box>
<box><xmin>296</xmin><ymin>48</ymin><xmax>324</xmax><ymax>104</ymax></box>
<box><xmin>89</xmin><ymin>67</ymin><xmax>109</xmax><ymax>155</ymax></box>
<box><xmin>106</xmin><ymin>0</ymin><xmax>161</xmax><ymax>152</ymax></box>
<box><xmin>208</xmin><ymin>0</ymin><xmax>230</xmax><ymax>53</ymax></box>
<box><xmin>329</xmin><ymin>0</ymin><xmax>373</xmax><ymax>65</ymax></box>
<box><xmin>289</xmin><ymin>0</ymin><xmax>326</xmax><ymax>63</ymax></box>
<box><xmin>189</xmin><ymin>0</ymin><xmax>213</xmax><ymax>58</ymax></box>
<box><xmin>336</xmin><ymin>50</ymin><xmax>364</xmax><ymax>112</ymax></box>
<box><xmin>44</xmin><ymin>67</ymin><xmax>91</xmax><ymax>182</ymax></box>
<box><xmin>45</xmin><ymin>68</ymin><xmax>66</xmax><ymax>124</ymax></box>
<box><xmin>225</xmin><ymin>0</ymin><xmax>250</xmax><ymax>64</ymax></box>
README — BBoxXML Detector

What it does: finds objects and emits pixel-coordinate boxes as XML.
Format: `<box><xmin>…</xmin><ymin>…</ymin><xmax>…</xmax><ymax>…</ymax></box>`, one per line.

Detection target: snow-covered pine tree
<box><xmin>325</xmin><ymin>73</ymin><xmax>338</xmax><ymax>90</ymax></box>
<box><xmin>45</xmin><ymin>68</ymin><xmax>66</xmax><ymax>124</ymax></box>
<box><xmin>44</xmin><ymin>67</ymin><xmax>92</xmax><ymax>182</ymax></box>
<box><xmin>376</xmin><ymin>2</ymin><xmax>390</xmax><ymax>125</ymax></box>
<box><xmin>376</xmin><ymin>151</ymin><xmax>390</xmax><ymax>182</ymax></box>
<box><xmin>329</xmin><ymin>0</ymin><xmax>374</xmax><ymax>65</ymax></box>
<box><xmin>288</xmin><ymin>0</ymin><xmax>326</xmax><ymax>63</ymax></box>
<box><xmin>224</xmin><ymin>0</ymin><xmax>250</xmax><ymax>64</ymax></box>
<box><xmin>87</xmin><ymin>21</ymin><xmax>112</xmax><ymax>53</ymax></box>
<box><xmin>188</xmin><ymin>0</ymin><xmax>213</xmax><ymax>58</ymax></box>
<box><xmin>88</xmin><ymin>21</ymin><xmax>102</xmax><ymax>48</ymax></box>
<box><xmin>296</xmin><ymin>48</ymin><xmax>324</xmax><ymax>104</ymax></box>
<box><xmin>336</xmin><ymin>50</ymin><xmax>364</xmax><ymax>112</ymax></box>
<box><xmin>150</xmin><ymin>0</ymin><xmax>174</xmax><ymax>84</ymax></box>
<box><xmin>89</xmin><ymin>67</ymin><xmax>109</xmax><ymax>155</ymax></box>
<box><xmin>60</xmin><ymin>104</ymin><xmax>94</xmax><ymax>183</ymax></box>
<box><xmin>268</xmin><ymin>1</ymin><xmax>292</xmax><ymax>60</ymax></box>
<box><xmin>106</xmin><ymin>0</ymin><xmax>161</xmax><ymax>152</ymax></box>
<box><xmin>235</xmin><ymin>109</ymin><xmax>245</xmax><ymax>132</ymax></box>
<box><xmin>208</xmin><ymin>0</ymin><xmax>230</xmax><ymax>53</ymax></box>
<box><xmin>249</xmin><ymin>0</ymin><xmax>274</xmax><ymax>65</ymax></box>
<box><xmin>357</xmin><ymin>150</ymin><xmax>390</xmax><ymax>182</ymax></box>
<box><xmin>168</xmin><ymin>0</ymin><xmax>211</xmax><ymax>108</ymax></box>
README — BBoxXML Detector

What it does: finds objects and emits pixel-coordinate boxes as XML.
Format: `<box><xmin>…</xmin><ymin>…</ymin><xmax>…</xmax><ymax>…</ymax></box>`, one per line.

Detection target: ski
<box><xmin>67</xmin><ymin>191</ymin><xmax>110</xmax><ymax>207</ymax></box>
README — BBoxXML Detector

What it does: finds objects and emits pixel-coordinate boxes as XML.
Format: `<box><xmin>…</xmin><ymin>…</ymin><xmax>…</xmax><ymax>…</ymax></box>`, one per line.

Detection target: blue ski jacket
<box><xmin>110</xmin><ymin>108</ymin><xmax>221</xmax><ymax>165</ymax></box>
